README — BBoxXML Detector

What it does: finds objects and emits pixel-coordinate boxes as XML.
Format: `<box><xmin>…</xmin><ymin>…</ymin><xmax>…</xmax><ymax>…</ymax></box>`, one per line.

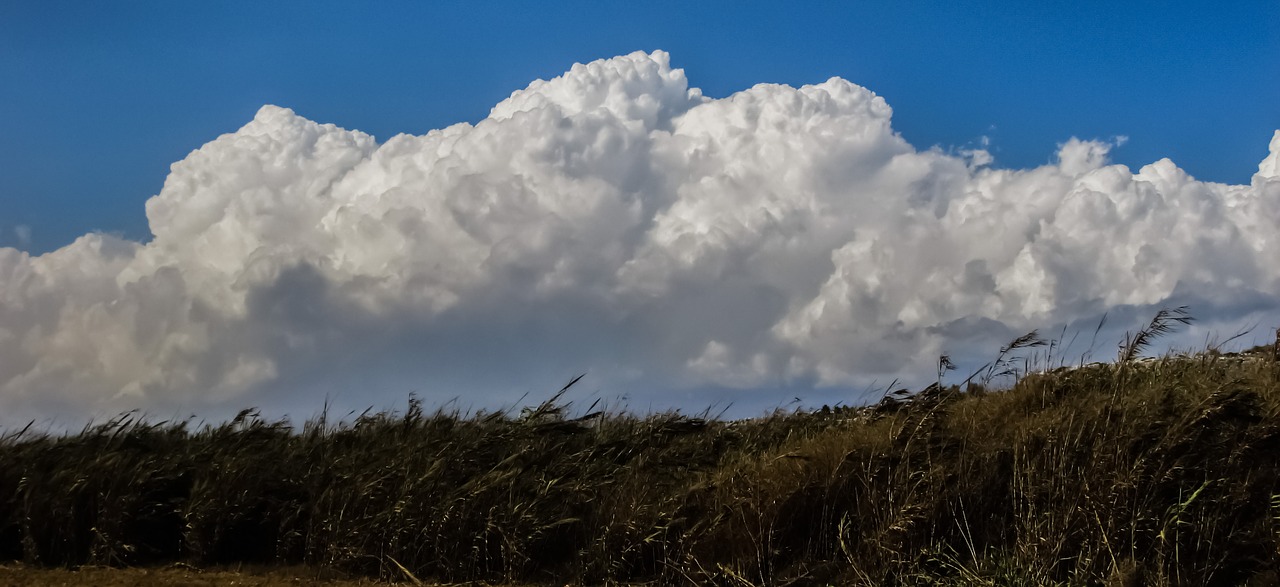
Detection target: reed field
<box><xmin>3</xmin><ymin>311</ymin><xmax>1280</xmax><ymax>586</ymax></box>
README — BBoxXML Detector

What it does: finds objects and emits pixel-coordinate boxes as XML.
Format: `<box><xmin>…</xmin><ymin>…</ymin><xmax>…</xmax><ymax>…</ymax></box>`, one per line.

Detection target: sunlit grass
<box><xmin>2</xmin><ymin>313</ymin><xmax>1278</xmax><ymax>585</ymax></box>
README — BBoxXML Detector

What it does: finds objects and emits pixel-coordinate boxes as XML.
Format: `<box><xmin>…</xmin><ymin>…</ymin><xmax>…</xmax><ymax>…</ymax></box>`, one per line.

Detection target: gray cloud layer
<box><xmin>3</xmin><ymin>51</ymin><xmax>1279</xmax><ymax>423</ymax></box>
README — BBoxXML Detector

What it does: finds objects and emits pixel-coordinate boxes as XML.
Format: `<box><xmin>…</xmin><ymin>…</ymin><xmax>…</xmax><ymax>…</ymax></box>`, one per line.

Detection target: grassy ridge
<box><xmin>2</xmin><ymin>329</ymin><xmax>1280</xmax><ymax>585</ymax></box>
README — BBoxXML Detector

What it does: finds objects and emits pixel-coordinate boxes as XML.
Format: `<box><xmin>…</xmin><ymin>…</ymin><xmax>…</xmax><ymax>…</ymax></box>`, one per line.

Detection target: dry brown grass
<box><xmin>2</xmin><ymin>316</ymin><xmax>1279</xmax><ymax>586</ymax></box>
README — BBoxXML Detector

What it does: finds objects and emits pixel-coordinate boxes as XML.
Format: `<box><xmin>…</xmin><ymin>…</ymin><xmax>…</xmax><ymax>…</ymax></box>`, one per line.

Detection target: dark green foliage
<box><xmin>2</xmin><ymin>330</ymin><xmax>1280</xmax><ymax>585</ymax></box>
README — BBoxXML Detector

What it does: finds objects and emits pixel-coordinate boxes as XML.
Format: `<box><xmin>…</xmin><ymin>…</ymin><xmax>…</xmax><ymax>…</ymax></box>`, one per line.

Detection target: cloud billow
<box><xmin>2</xmin><ymin>51</ymin><xmax>1278</xmax><ymax>423</ymax></box>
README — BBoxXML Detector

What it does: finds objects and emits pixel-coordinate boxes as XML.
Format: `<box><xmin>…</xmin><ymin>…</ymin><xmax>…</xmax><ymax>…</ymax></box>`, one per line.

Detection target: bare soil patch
<box><xmin>0</xmin><ymin>564</ymin><xmax>416</xmax><ymax>586</ymax></box>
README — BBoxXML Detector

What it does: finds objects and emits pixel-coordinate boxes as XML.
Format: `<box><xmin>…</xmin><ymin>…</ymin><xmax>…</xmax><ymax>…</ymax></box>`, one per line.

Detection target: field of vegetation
<box><xmin>2</xmin><ymin>310</ymin><xmax>1280</xmax><ymax>586</ymax></box>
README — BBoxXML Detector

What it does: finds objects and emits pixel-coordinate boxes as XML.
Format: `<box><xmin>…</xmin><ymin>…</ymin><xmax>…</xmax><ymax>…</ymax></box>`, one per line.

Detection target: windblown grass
<box><xmin>2</xmin><ymin>317</ymin><xmax>1279</xmax><ymax>586</ymax></box>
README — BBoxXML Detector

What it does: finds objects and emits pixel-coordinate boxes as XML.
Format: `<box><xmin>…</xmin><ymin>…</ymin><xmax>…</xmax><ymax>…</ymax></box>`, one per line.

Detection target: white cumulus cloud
<box><xmin>2</xmin><ymin>50</ymin><xmax>1278</xmax><ymax>424</ymax></box>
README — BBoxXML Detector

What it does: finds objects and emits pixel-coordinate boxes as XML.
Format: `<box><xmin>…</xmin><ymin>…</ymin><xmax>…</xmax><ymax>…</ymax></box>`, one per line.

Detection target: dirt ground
<box><xmin>0</xmin><ymin>564</ymin><xmax>423</xmax><ymax>586</ymax></box>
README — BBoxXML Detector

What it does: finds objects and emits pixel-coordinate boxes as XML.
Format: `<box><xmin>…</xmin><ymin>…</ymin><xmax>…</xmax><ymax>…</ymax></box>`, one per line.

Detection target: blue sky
<box><xmin>3</xmin><ymin>1</ymin><xmax>1277</xmax><ymax>254</ymax></box>
<box><xmin>2</xmin><ymin>2</ymin><xmax>1279</xmax><ymax>425</ymax></box>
